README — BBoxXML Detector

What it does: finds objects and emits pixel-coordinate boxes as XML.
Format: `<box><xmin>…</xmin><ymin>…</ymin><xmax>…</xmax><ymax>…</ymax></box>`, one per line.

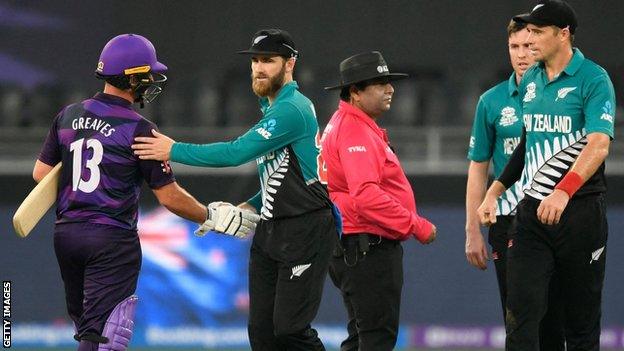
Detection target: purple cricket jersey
<box><xmin>38</xmin><ymin>92</ymin><xmax>175</xmax><ymax>230</ymax></box>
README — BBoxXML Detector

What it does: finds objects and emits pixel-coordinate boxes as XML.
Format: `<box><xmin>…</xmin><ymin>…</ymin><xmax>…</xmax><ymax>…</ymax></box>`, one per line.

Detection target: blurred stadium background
<box><xmin>1</xmin><ymin>1</ymin><xmax>623</xmax><ymax>350</ymax></box>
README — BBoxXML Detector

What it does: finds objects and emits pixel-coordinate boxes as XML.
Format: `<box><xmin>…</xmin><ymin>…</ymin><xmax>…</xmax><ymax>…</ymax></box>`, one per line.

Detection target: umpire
<box><xmin>321</xmin><ymin>51</ymin><xmax>437</xmax><ymax>351</ymax></box>
<box><xmin>478</xmin><ymin>1</ymin><xmax>616</xmax><ymax>350</ymax></box>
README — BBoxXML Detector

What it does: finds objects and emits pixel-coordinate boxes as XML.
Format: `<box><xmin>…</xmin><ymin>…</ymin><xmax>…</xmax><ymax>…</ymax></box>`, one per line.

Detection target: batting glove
<box><xmin>194</xmin><ymin>201</ymin><xmax>232</xmax><ymax>237</ymax></box>
<box><xmin>215</xmin><ymin>206</ymin><xmax>261</xmax><ymax>238</ymax></box>
<box><xmin>195</xmin><ymin>202</ymin><xmax>261</xmax><ymax>238</ymax></box>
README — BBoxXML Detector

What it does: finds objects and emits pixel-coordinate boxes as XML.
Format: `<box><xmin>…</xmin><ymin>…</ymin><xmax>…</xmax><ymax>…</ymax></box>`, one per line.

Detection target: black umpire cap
<box><xmin>324</xmin><ymin>51</ymin><xmax>408</xmax><ymax>90</ymax></box>
<box><xmin>237</xmin><ymin>29</ymin><xmax>299</xmax><ymax>58</ymax></box>
<box><xmin>513</xmin><ymin>0</ymin><xmax>578</xmax><ymax>34</ymax></box>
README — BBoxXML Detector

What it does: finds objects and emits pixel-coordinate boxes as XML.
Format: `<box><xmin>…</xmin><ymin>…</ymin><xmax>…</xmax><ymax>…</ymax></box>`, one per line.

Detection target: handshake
<box><xmin>195</xmin><ymin>202</ymin><xmax>261</xmax><ymax>239</ymax></box>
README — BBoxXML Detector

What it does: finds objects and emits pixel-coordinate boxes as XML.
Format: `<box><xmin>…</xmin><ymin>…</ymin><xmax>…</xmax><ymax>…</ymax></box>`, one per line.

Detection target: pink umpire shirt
<box><xmin>320</xmin><ymin>101</ymin><xmax>433</xmax><ymax>242</ymax></box>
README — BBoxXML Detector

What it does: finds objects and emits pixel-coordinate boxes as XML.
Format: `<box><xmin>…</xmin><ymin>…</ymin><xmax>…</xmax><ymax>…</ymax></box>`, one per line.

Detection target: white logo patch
<box><xmin>290</xmin><ymin>263</ymin><xmax>311</xmax><ymax>279</ymax></box>
<box><xmin>499</xmin><ymin>106</ymin><xmax>519</xmax><ymax>127</ymax></box>
<box><xmin>601</xmin><ymin>113</ymin><xmax>614</xmax><ymax>123</ymax></box>
<box><xmin>253</xmin><ymin>35</ymin><xmax>268</xmax><ymax>45</ymax></box>
<box><xmin>590</xmin><ymin>246</ymin><xmax>605</xmax><ymax>264</ymax></box>
<box><xmin>347</xmin><ymin>146</ymin><xmax>367</xmax><ymax>153</ymax></box>
<box><xmin>469</xmin><ymin>136</ymin><xmax>475</xmax><ymax>148</ymax></box>
<box><xmin>255</xmin><ymin>127</ymin><xmax>272</xmax><ymax>139</ymax></box>
<box><xmin>523</xmin><ymin>82</ymin><xmax>537</xmax><ymax>102</ymax></box>
<box><xmin>556</xmin><ymin>87</ymin><xmax>577</xmax><ymax>101</ymax></box>
<box><xmin>376</xmin><ymin>65</ymin><xmax>389</xmax><ymax>73</ymax></box>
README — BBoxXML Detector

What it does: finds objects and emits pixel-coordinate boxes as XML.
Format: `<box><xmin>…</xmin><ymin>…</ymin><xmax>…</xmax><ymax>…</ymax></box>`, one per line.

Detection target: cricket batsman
<box><xmin>32</xmin><ymin>34</ymin><xmax>258</xmax><ymax>351</ymax></box>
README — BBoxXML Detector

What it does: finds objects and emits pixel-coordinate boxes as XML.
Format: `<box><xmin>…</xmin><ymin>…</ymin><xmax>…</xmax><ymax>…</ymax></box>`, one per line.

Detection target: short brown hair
<box><xmin>507</xmin><ymin>15</ymin><xmax>528</xmax><ymax>37</ymax></box>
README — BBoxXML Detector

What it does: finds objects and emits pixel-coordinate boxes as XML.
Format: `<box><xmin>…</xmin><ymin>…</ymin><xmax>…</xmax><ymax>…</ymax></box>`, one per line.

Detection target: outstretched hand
<box><xmin>132</xmin><ymin>129</ymin><xmax>175</xmax><ymax>161</ymax></box>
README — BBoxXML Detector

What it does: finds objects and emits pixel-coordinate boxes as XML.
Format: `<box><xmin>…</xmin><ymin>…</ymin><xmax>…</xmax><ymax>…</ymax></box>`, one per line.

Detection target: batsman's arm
<box><xmin>152</xmin><ymin>182</ymin><xmax>207</xmax><ymax>223</ymax></box>
<box><xmin>33</xmin><ymin>160</ymin><xmax>56</xmax><ymax>183</ymax></box>
<box><xmin>243</xmin><ymin>190</ymin><xmax>262</xmax><ymax>214</ymax></box>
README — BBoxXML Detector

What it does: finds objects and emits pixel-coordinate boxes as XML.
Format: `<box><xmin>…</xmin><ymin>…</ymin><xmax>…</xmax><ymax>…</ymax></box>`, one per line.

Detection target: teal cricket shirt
<box><xmin>468</xmin><ymin>73</ymin><xmax>525</xmax><ymax>215</ymax></box>
<box><xmin>170</xmin><ymin>81</ymin><xmax>331</xmax><ymax>219</ymax></box>
<box><xmin>518</xmin><ymin>49</ymin><xmax>616</xmax><ymax>200</ymax></box>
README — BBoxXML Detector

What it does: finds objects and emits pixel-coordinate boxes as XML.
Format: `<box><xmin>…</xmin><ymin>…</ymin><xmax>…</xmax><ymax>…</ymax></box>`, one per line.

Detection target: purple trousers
<box><xmin>54</xmin><ymin>222</ymin><xmax>141</xmax><ymax>347</ymax></box>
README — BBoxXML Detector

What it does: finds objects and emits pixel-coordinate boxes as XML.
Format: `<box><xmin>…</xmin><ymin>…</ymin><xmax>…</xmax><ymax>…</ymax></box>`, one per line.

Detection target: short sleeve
<box><xmin>467</xmin><ymin>96</ymin><xmax>495</xmax><ymax>161</ymax></box>
<box><xmin>38</xmin><ymin>112</ymin><xmax>63</xmax><ymax>166</ymax></box>
<box><xmin>583</xmin><ymin>74</ymin><xmax>616</xmax><ymax>139</ymax></box>
<box><xmin>135</xmin><ymin>119</ymin><xmax>176</xmax><ymax>189</ymax></box>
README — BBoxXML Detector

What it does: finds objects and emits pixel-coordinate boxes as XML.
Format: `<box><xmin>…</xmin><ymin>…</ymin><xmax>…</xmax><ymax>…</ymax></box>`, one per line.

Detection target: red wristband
<box><xmin>554</xmin><ymin>171</ymin><xmax>583</xmax><ymax>197</ymax></box>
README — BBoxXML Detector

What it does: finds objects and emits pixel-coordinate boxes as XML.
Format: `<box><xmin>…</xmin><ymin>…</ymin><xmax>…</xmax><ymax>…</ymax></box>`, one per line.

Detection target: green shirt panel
<box><xmin>468</xmin><ymin>73</ymin><xmax>525</xmax><ymax>215</ymax></box>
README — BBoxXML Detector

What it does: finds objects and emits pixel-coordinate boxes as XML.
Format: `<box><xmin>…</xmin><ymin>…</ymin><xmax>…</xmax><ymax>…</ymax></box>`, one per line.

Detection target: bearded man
<box><xmin>132</xmin><ymin>29</ymin><xmax>337</xmax><ymax>351</ymax></box>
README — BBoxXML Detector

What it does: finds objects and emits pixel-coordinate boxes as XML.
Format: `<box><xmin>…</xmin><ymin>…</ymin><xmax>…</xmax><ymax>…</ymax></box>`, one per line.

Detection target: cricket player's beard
<box><xmin>251</xmin><ymin>65</ymin><xmax>286</xmax><ymax>98</ymax></box>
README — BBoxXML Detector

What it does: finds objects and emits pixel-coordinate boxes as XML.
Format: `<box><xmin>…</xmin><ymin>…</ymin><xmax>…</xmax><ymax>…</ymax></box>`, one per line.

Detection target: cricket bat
<box><xmin>13</xmin><ymin>163</ymin><xmax>62</xmax><ymax>238</ymax></box>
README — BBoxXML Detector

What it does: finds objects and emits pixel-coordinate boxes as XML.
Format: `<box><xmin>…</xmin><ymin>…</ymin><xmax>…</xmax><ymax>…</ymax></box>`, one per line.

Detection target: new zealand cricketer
<box><xmin>132</xmin><ymin>29</ymin><xmax>337</xmax><ymax>351</ymax></box>
<box><xmin>465</xmin><ymin>16</ymin><xmax>564</xmax><ymax>350</ymax></box>
<box><xmin>478</xmin><ymin>1</ymin><xmax>616</xmax><ymax>350</ymax></box>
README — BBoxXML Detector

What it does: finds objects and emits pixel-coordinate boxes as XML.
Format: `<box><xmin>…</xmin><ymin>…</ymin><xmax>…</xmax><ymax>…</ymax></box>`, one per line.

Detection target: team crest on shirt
<box><xmin>499</xmin><ymin>106</ymin><xmax>519</xmax><ymax>127</ymax></box>
<box><xmin>523</xmin><ymin>82</ymin><xmax>536</xmax><ymax>102</ymax></box>
<box><xmin>555</xmin><ymin>87</ymin><xmax>577</xmax><ymax>101</ymax></box>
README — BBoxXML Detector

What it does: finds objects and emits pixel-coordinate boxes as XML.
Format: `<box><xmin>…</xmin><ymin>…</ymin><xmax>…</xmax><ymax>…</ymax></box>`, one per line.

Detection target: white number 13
<box><xmin>69</xmin><ymin>138</ymin><xmax>103</xmax><ymax>193</ymax></box>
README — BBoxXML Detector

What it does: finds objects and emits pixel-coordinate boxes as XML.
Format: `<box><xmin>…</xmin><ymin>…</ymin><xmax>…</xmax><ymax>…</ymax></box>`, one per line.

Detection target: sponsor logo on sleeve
<box><xmin>255</xmin><ymin>119</ymin><xmax>277</xmax><ymax>139</ymax></box>
<box><xmin>600</xmin><ymin>101</ymin><xmax>614</xmax><ymax>123</ymax></box>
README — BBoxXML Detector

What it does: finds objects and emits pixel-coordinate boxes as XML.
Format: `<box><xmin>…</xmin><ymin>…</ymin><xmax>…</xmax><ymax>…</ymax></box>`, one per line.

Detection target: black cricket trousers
<box><xmin>506</xmin><ymin>195</ymin><xmax>608</xmax><ymax>351</ymax></box>
<box><xmin>489</xmin><ymin>215</ymin><xmax>565</xmax><ymax>350</ymax></box>
<box><xmin>329</xmin><ymin>233</ymin><xmax>403</xmax><ymax>351</ymax></box>
<box><xmin>248</xmin><ymin>208</ymin><xmax>337</xmax><ymax>351</ymax></box>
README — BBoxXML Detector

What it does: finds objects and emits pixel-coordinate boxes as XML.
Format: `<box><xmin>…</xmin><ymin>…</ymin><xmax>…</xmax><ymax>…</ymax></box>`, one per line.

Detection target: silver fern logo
<box><xmin>556</xmin><ymin>87</ymin><xmax>576</xmax><ymax>101</ymax></box>
<box><xmin>590</xmin><ymin>246</ymin><xmax>605</xmax><ymax>264</ymax></box>
<box><xmin>260</xmin><ymin>148</ymin><xmax>290</xmax><ymax>220</ymax></box>
<box><xmin>524</xmin><ymin>130</ymin><xmax>587</xmax><ymax>200</ymax></box>
<box><xmin>290</xmin><ymin>263</ymin><xmax>311</xmax><ymax>279</ymax></box>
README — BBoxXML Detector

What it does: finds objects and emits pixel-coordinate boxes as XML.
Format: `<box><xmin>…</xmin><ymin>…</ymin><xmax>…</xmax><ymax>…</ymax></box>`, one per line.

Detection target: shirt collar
<box><xmin>93</xmin><ymin>92</ymin><xmax>133</xmax><ymax>108</ymax></box>
<box><xmin>536</xmin><ymin>48</ymin><xmax>585</xmax><ymax>77</ymax></box>
<box><xmin>338</xmin><ymin>100</ymin><xmax>388</xmax><ymax>141</ymax></box>
<box><xmin>507</xmin><ymin>72</ymin><xmax>520</xmax><ymax>97</ymax></box>
<box><xmin>259</xmin><ymin>81</ymin><xmax>299</xmax><ymax>110</ymax></box>
<box><xmin>563</xmin><ymin>48</ymin><xmax>584</xmax><ymax>76</ymax></box>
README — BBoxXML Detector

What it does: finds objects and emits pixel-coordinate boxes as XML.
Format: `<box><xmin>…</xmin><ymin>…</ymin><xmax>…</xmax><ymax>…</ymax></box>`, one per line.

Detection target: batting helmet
<box><xmin>95</xmin><ymin>34</ymin><xmax>167</xmax><ymax>106</ymax></box>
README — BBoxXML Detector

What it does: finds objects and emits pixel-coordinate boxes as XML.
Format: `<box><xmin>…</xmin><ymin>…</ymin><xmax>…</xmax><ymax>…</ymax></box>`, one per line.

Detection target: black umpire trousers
<box><xmin>506</xmin><ymin>195</ymin><xmax>608</xmax><ymax>351</ymax></box>
<box><xmin>489</xmin><ymin>215</ymin><xmax>565</xmax><ymax>350</ymax></box>
<box><xmin>329</xmin><ymin>233</ymin><xmax>403</xmax><ymax>351</ymax></box>
<box><xmin>248</xmin><ymin>208</ymin><xmax>337</xmax><ymax>351</ymax></box>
